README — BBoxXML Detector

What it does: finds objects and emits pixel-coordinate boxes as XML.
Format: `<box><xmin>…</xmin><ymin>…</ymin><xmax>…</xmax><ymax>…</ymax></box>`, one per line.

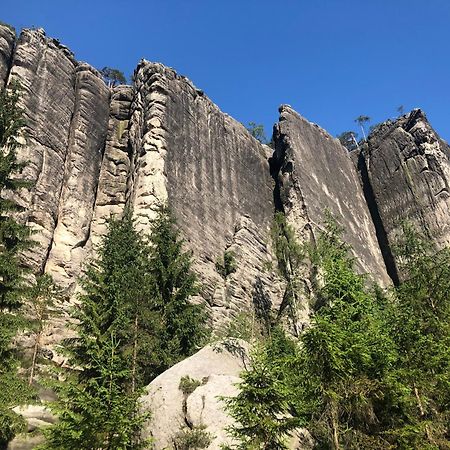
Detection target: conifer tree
<box><xmin>41</xmin><ymin>213</ymin><xmax>150</xmax><ymax>449</ymax></box>
<box><xmin>0</xmin><ymin>82</ymin><xmax>34</xmax><ymax>447</ymax></box>
<box><xmin>137</xmin><ymin>205</ymin><xmax>209</xmax><ymax>383</ymax></box>
<box><xmin>223</xmin><ymin>339</ymin><xmax>300</xmax><ymax>450</ymax></box>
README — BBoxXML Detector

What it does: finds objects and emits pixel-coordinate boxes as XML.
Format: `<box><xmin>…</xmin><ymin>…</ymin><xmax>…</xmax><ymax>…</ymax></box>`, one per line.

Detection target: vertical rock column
<box><xmin>273</xmin><ymin>105</ymin><xmax>390</xmax><ymax>286</ymax></box>
<box><xmin>0</xmin><ymin>24</ymin><xmax>15</xmax><ymax>89</ymax></box>
<box><xmin>88</xmin><ymin>85</ymin><xmax>133</xmax><ymax>253</ymax></box>
<box><xmin>44</xmin><ymin>64</ymin><xmax>110</xmax><ymax>289</ymax></box>
<box><xmin>358</xmin><ymin>110</ymin><xmax>450</xmax><ymax>280</ymax></box>
<box><xmin>128</xmin><ymin>61</ymin><xmax>170</xmax><ymax>230</ymax></box>
<box><xmin>7</xmin><ymin>28</ymin><xmax>77</xmax><ymax>271</ymax></box>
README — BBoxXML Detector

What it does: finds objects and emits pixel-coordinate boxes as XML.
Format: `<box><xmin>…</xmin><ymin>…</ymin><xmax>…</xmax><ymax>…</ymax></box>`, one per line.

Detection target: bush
<box><xmin>179</xmin><ymin>376</ymin><xmax>202</xmax><ymax>395</ymax></box>
<box><xmin>216</xmin><ymin>251</ymin><xmax>237</xmax><ymax>278</ymax></box>
<box><xmin>174</xmin><ymin>425</ymin><xmax>213</xmax><ymax>450</ymax></box>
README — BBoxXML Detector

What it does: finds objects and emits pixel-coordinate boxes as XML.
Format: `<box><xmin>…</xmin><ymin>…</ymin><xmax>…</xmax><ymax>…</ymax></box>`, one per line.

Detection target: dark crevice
<box><xmin>269</xmin><ymin>125</ymin><xmax>285</xmax><ymax>214</ymax></box>
<box><xmin>357</xmin><ymin>150</ymin><xmax>400</xmax><ymax>285</ymax></box>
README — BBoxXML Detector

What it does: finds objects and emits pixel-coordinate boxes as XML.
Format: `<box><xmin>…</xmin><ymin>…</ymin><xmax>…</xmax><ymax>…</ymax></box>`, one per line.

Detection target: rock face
<box><xmin>3</xmin><ymin>23</ymin><xmax>450</xmax><ymax>329</ymax></box>
<box><xmin>0</xmin><ymin>24</ymin><xmax>15</xmax><ymax>89</ymax></box>
<box><xmin>357</xmin><ymin>109</ymin><xmax>450</xmax><ymax>282</ymax></box>
<box><xmin>272</xmin><ymin>105</ymin><xmax>391</xmax><ymax>287</ymax></box>
<box><xmin>140</xmin><ymin>340</ymin><xmax>249</xmax><ymax>449</ymax></box>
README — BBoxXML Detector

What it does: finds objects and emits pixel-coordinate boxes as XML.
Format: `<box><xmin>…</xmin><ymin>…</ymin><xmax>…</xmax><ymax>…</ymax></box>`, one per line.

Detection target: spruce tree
<box><xmin>384</xmin><ymin>224</ymin><xmax>450</xmax><ymax>447</ymax></box>
<box><xmin>41</xmin><ymin>213</ymin><xmax>150</xmax><ymax>449</ymax></box>
<box><xmin>223</xmin><ymin>338</ymin><xmax>300</xmax><ymax>450</ymax></box>
<box><xmin>0</xmin><ymin>82</ymin><xmax>34</xmax><ymax>447</ymax></box>
<box><xmin>291</xmin><ymin>217</ymin><xmax>398</xmax><ymax>449</ymax></box>
<box><xmin>137</xmin><ymin>205</ymin><xmax>209</xmax><ymax>383</ymax></box>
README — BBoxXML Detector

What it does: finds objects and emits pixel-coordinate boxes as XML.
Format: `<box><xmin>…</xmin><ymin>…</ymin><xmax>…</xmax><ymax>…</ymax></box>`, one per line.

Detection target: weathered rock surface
<box><xmin>8</xmin><ymin>405</ymin><xmax>55</xmax><ymax>450</ymax></box>
<box><xmin>8</xmin><ymin>28</ymin><xmax>77</xmax><ymax>272</ymax></box>
<box><xmin>44</xmin><ymin>64</ymin><xmax>110</xmax><ymax>289</ymax></box>
<box><xmin>357</xmin><ymin>109</ymin><xmax>450</xmax><ymax>282</ymax></box>
<box><xmin>127</xmin><ymin>61</ymin><xmax>281</xmax><ymax>326</ymax></box>
<box><xmin>140</xmin><ymin>340</ymin><xmax>249</xmax><ymax>449</ymax></box>
<box><xmin>4</xmin><ymin>25</ymin><xmax>450</xmax><ymax>331</ymax></box>
<box><xmin>273</xmin><ymin>105</ymin><xmax>391</xmax><ymax>287</ymax></box>
<box><xmin>0</xmin><ymin>24</ymin><xmax>15</xmax><ymax>89</ymax></box>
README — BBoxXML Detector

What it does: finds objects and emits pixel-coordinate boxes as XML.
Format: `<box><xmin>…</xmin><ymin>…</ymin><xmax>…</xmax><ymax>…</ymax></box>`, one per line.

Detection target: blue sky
<box><xmin>3</xmin><ymin>0</ymin><xmax>449</xmax><ymax>142</ymax></box>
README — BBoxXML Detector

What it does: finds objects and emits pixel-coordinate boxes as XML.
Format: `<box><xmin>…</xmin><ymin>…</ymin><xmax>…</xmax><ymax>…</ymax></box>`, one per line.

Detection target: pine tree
<box><xmin>384</xmin><ymin>224</ymin><xmax>450</xmax><ymax>447</ymax></box>
<box><xmin>223</xmin><ymin>339</ymin><xmax>300</xmax><ymax>450</ymax></box>
<box><xmin>291</xmin><ymin>217</ymin><xmax>398</xmax><ymax>449</ymax></box>
<box><xmin>0</xmin><ymin>82</ymin><xmax>35</xmax><ymax>447</ymax></box>
<box><xmin>137</xmin><ymin>205</ymin><xmax>209</xmax><ymax>383</ymax></box>
<box><xmin>41</xmin><ymin>213</ymin><xmax>150</xmax><ymax>449</ymax></box>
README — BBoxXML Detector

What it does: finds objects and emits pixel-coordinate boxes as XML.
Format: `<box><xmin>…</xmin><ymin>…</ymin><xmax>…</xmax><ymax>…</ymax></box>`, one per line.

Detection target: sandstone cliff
<box><xmin>3</xmin><ymin>24</ymin><xmax>449</xmax><ymax>333</ymax></box>
<box><xmin>357</xmin><ymin>109</ymin><xmax>450</xmax><ymax>282</ymax></box>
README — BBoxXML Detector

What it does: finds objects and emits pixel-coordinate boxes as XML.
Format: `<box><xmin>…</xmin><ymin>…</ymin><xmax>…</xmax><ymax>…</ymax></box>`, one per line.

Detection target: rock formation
<box><xmin>3</xmin><ymin>23</ymin><xmax>449</xmax><ymax>329</ymax></box>
<box><xmin>3</xmin><ymin>23</ymin><xmax>450</xmax><ymax>450</ymax></box>
<box><xmin>357</xmin><ymin>109</ymin><xmax>450</xmax><ymax>282</ymax></box>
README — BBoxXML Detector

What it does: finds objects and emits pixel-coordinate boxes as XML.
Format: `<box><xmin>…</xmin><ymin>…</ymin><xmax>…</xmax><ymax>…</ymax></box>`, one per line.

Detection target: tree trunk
<box><xmin>131</xmin><ymin>314</ymin><xmax>139</xmax><ymax>393</ymax></box>
<box><xmin>331</xmin><ymin>401</ymin><xmax>340</xmax><ymax>450</ymax></box>
<box><xmin>29</xmin><ymin>330</ymin><xmax>41</xmax><ymax>385</ymax></box>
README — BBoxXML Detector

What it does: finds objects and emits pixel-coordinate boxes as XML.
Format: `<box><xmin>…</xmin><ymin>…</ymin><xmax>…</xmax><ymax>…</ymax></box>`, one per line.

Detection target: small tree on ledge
<box><xmin>99</xmin><ymin>67</ymin><xmax>127</xmax><ymax>87</ymax></box>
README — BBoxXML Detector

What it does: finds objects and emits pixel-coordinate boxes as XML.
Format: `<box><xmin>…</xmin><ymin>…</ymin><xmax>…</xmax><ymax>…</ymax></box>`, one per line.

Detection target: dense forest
<box><xmin>1</xmin><ymin>80</ymin><xmax>450</xmax><ymax>450</ymax></box>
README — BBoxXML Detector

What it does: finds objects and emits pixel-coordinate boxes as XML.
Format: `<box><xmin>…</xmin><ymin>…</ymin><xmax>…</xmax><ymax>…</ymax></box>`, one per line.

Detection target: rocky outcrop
<box><xmin>357</xmin><ymin>109</ymin><xmax>450</xmax><ymax>282</ymax></box>
<box><xmin>0</xmin><ymin>24</ymin><xmax>15</xmax><ymax>89</ymax></box>
<box><xmin>272</xmin><ymin>105</ymin><xmax>391</xmax><ymax>287</ymax></box>
<box><xmin>8</xmin><ymin>28</ymin><xmax>78</xmax><ymax>272</ymax></box>
<box><xmin>44</xmin><ymin>64</ymin><xmax>110</xmax><ymax>288</ymax></box>
<box><xmin>140</xmin><ymin>340</ymin><xmax>249</xmax><ymax>449</ymax></box>
<box><xmin>4</xmin><ymin>24</ymin><xmax>450</xmax><ymax>331</ymax></box>
<box><xmin>126</xmin><ymin>61</ymin><xmax>280</xmax><ymax>327</ymax></box>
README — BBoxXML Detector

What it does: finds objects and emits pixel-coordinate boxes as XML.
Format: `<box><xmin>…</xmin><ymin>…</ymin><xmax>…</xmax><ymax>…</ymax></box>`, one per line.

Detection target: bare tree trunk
<box><xmin>131</xmin><ymin>314</ymin><xmax>139</xmax><ymax>393</ymax></box>
<box><xmin>414</xmin><ymin>384</ymin><xmax>433</xmax><ymax>443</ymax></box>
<box><xmin>331</xmin><ymin>401</ymin><xmax>340</xmax><ymax>450</ymax></box>
<box><xmin>29</xmin><ymin>330</ymin><xmax>41</xmax><ymax>385</ymax></box>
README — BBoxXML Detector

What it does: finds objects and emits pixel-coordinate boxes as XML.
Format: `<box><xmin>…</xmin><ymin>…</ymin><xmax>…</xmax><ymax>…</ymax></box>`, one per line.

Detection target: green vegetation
<box><xmin>337</xmin><ymin>130</ymin><xmax>359</xmax><ymax>151</ymax></box>
<box><xmin>224</xmin><ymin>214</ymin><xmax>450</xmax><ymax>449</ymax></box>
<box><xmin>0</xmin><ymin>82</ymin><xmax>35</xmax><ymax>447</ymax></box>
<box><xmin>354</xmin><ymin>115</ymin><xmax>371</xmax><ymax>141</ymax></box>
<box><xmin>40</xmin><ymin>207</ymin><xmax>209</xmax><ymax>449</ymax></box>
<box><xmin>216</xmin><ymin>250</ymin><xmax>237</xmax><ymax>278</ymax></box>
<box><xmin>99</xmin><ymin>66</ymin><xmax>127</xmax><ymax>87</ymax></box>
<box><xmin>174</xmin><ymin>425</ymin><xmax>213</xmax><ymax>450</ymax></box>
<box><xmin>179</xmin><ymin>375</ymin><xmax>202</xmax><ymax>395</ymax></box>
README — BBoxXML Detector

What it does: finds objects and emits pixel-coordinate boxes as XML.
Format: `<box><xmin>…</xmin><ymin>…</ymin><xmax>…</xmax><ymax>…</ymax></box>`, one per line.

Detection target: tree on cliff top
<box><xmin>99</xmin><ymin>66</ymin><xmax>127</xmax><ymax>87</ymax></box>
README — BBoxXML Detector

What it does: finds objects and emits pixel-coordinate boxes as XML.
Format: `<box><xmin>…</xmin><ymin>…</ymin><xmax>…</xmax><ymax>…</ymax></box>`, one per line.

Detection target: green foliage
<box><xmin>223</xmin><ymin>336</ymin><xmax>300</xmax><ymax>450</ymax></box>
<box><xmin>174</xmin><ymin>425</ymin><xmax>213</xmax><ymax>450</ymax></box>
<box><xmin>216</xmin><ymin>250</ymin><xmax>237</xmax><ymax>278</ymax></box>
<box><xmin>99</xmin><ymin>66</ymin><xmax>127</xmax><ymax>87</ymax></box>
<box><xmin>291</xmin><ymin>218</ymin><xmax>398</xmax><ymax>448</ymax></box>
<box><xmin>24</xmin><ymin>274</ymin><xmax>63</xmax><ymax>385</ymax></box>
<box><xmin>141</xmin><ymin>205</ymin><xmax>210</xmax><ymax>381</ymax></box>
<box><xmin>40</xmin><ymin>212</ymin><xmax>149</xmax><ymax>449</ymax></box>
<box><xmin>246</xmin><ymin>122</ymin><xmax>270</xmax><ymax>145</ymax></box>
<box><xmin>179</xmin><ymin>376</ymin><xmax>202</xmax><ymax>395</ymax></box>
<box><xmin>383</xmin><ymin>223</ymin><xmax>450</xmax><ymax>447</ymax></box>
<box><xmin>270</xmin><ymin>212</ymin><xmax>305</xmax><ymax>331</ymax></box>
<box><xmin>0</xmin><ymin>82</ymin><xmax>35</xmax><ymax>446</ymax></box>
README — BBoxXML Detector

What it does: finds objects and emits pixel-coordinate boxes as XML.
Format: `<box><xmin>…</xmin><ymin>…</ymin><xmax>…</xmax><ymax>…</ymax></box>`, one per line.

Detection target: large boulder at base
<box><xmin>140</xmin><ymin>340</ymin><xmax>249</xmax><ymax>449</ymax></box>
<box><xmin>140</xmin><ymin>340</ymin><xmax>313</xmax><ymax>449</ymax></box>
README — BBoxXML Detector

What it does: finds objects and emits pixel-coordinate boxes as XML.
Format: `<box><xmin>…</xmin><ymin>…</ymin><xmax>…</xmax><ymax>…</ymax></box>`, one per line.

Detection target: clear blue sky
<box><xmin>3</xmin><ymin>0</ymin><xmax>450</xmax><ymax>142</ymax></box>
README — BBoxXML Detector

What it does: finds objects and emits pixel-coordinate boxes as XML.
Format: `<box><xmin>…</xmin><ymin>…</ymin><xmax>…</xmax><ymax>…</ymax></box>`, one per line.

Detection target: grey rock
<box><xmin>273</xmin><ymin>105</ymin><xmax>391</xmax><ymax>287</ymax></box>
<box><xmin>44</xmin><ymin>63</ymin><xmax>110</xmax><ymax>289</ymax></box>
<box><xmin>140</xmin><ymin>340</ymin><xmax>249</xmax><ymax>449</ymax></box>
<box><xmin>7</xmin><ymin>28</ymin><xmax>77</xmax><ymax>272</ymax></box>
<box><xmin>0</xmin><ymin>24</ymin><xmax>15</xmax><ymax>89</ymax></box>
<box><xmin>357</xmin><ymin>109</ymin><xmax>450</xmax><ymax>282</ymax></box>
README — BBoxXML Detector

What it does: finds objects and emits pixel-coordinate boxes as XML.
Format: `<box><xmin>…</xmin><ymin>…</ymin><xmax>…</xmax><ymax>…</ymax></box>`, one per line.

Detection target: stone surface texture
<box><xmin>273</xmin><ymin>105</ymin><xmax>391</xmax><ymax>287</ymax></box>
<box><xmin>357</xmin><ymin>109</ymin><xmax>450</xmax><ymax>281</ymax></box>
<box><xmin>0</xmin><ymin>24</ymin><xmax>15</xmax><ymax>89</ymax></box>
<box><xmin>140</xmin><ymin>340</ymin><xmax>249</xmax><ymax>449</ymax></box>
